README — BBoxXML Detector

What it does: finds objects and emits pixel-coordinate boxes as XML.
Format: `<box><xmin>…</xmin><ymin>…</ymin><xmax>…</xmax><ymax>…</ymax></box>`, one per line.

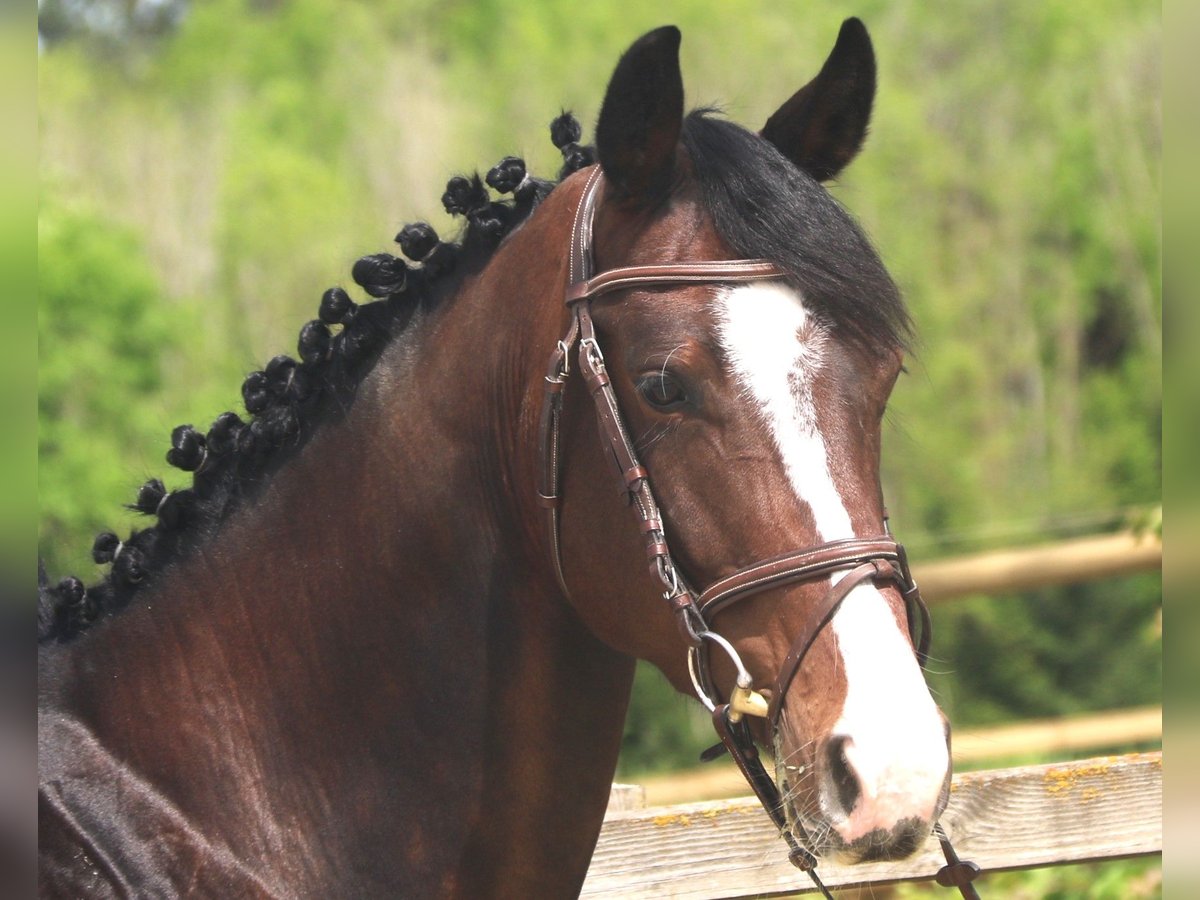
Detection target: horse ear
<box><xmin>595</xmin><ymin>26</ymin><xmax>684</xmax><ymax>200</ymax></box>
<box><xmin>760</xmin><ymin>18</ymin><xmax>877</xmax><ymax>182</ymax></box>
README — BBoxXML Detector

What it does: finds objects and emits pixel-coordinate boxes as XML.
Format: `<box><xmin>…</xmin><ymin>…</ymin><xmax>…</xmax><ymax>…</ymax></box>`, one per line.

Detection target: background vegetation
<box><xmin>39</xmin><ymin>0</ymin><xmax>1160</xmax><ymax>892</ymax></box>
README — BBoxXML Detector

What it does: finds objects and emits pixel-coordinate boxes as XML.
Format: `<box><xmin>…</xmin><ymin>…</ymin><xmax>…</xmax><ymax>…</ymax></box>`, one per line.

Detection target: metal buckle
<box><xmin>556</xmin><ymin>340</ymin><xmax>572</xmax><ymax>378</ymax></box>
<box><xmin>656</xmin><ymin>557</ymin><xmax>680</xmax><ymax>595</ymax></box>
<box><xmin>580</xmin><ymin>336</ymin><xmax>604</xmax><ymax>370</ymax></box>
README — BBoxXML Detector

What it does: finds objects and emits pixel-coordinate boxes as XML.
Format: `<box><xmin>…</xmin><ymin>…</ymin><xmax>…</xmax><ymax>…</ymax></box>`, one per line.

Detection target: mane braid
<box><xmin>37</xmin><ymin>113</ymin><xmax>594</xmax><ymax>643</ymax></box>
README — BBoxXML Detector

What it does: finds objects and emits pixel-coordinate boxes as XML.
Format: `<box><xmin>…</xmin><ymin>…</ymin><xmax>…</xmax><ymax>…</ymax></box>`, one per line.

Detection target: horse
<box><xmin>38</xmin><ymin>20</ymin><xmax>961</xmax><ymax>898</ymax></box>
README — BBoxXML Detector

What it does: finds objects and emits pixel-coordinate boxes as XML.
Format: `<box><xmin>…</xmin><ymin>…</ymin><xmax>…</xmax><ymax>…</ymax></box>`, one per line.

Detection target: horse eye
<box><xmin>637</xmin><ymin>373</ymin><xmax>688</xmax><ymax>410</ymax></box>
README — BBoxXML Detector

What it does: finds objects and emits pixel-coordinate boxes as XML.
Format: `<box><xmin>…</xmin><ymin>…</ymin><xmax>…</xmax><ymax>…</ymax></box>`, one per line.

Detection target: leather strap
<box><xmin>711</xmin><ymin>705</ymin><xmax>832</xmax><ymax>897</ymax></box>
<box><xmin>935</xmin><ymin>823</ymin><xmax>983</xmax><ymax>899</ymax></box>
<box><xmin>568</xmin><ymin>167</ymin><xmax>604</xmax><ymax>287</ymax></box>
<box><xmin>712</xmin><ymin>706</ymin><xmax>788</xmax><ymax>831</ymax></box>
<box><xmin>767</xmin><ymin>560</ymin><xmax>898</xmax><ymax>724</ymax></box>
<box><xmin>698</xmin><ymin>538</ymin><xmax>906</xmax><ymax>619</ymax></box>
<box><xmin>565</xmin><ymin>259</ymin><xmax>784</xmax><ymax>303</ymax></box>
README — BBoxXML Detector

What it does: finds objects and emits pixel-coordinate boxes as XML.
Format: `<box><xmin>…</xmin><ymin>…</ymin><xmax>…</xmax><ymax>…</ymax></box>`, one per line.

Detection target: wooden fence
<box><xmin>912</xmin><ymin>528</ymin><xmax>1161</xmax><ymax>603</ymax></box>
<box><xmin>585</xmin><ymin>528</ymin><xmax>1162</xmax><ymax>897</ymax></box>
<box><xmin>636</xmin><ymin>704</ymin><xmax>1162</xmax><ymax>807</ymax></box>
<box><xmin>583</xmin><ymin>753</ymin><xmax>1161</xmax><ymax>897</ymax></box>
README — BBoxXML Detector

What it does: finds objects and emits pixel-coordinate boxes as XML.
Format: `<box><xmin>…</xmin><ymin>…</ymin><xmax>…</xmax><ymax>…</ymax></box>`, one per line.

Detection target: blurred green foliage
<box><xmin>3</xmin><ymin>10</ymin><xmax>36</xmax><ymax>600</ymax></box>
<box><xmin>39</xmin><ymin>0</ymin><xmax>1159</xmax><ymax>831</ymax></box>
<box><xmin>38</xmin><ymin>202</ymin><xmax>175</xmax><ymax>579</ymax></box>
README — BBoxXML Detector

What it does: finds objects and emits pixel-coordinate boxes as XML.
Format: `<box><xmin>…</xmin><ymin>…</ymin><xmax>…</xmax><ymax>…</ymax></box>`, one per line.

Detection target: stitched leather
<box><xmin>698</xmin><ymin>538</ymin><xmax>903</xmax><ymax>618</ymax></box>
<box><xmin>565</xmin><ymin>260</ymin><xmax>784</xmax><ymax>303</ymax></box>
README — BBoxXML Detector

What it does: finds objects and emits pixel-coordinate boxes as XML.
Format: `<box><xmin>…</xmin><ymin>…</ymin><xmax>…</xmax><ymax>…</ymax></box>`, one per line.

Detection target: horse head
<box><xmin>547</xmin><ymin>22</ymin><xmax>950</xmax><ymax>864</ymax></box>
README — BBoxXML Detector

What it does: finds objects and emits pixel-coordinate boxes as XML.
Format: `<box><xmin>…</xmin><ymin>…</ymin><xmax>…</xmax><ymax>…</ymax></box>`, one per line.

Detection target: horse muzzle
<box><xmin>776</xmin><ymin>703</ymin><xmax>952</xmax><ymax>863</ymax></box>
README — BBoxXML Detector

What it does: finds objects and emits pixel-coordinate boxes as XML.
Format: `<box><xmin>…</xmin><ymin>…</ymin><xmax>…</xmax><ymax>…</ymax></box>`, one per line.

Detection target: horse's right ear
<box><xmin>761</xmin><ymin>18</ymin><xmax>877</xmax><ymax>182</ymax></box>
<box><xmin>595</xmin><ymin>26</ymin><xmax>684</xmax><ymax>201</ymax></box>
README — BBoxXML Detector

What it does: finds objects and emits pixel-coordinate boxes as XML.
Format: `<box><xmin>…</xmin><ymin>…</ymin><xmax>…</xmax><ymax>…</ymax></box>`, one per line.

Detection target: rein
<box><xmin>538</xmin><ymin>167</ymin><xmax>981</xmax><ymax>897</ymax></box>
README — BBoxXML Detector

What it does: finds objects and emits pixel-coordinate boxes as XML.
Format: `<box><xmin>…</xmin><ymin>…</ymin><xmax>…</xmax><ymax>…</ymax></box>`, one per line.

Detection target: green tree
<box><xmin>38</xmin><ymin>203</ymin><xmax>179</xmax><ymax>578</ymax></box>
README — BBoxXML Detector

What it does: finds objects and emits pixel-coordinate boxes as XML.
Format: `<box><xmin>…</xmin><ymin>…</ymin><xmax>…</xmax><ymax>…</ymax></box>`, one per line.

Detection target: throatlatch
<box><xmin>538</xmin><ymin>166</ymin><xmax>982</xmax><ymax>898</ymax></box>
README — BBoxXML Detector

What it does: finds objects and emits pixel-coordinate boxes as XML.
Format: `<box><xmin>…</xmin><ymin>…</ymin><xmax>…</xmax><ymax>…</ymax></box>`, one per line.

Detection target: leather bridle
<box><xmin>538</xmin><ymin>166</ymin><xmax>981</xmax><ymax>898</ymax></box>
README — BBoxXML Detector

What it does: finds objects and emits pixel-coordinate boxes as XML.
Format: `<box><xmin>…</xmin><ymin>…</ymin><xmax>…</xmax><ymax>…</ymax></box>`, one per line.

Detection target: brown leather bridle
<box><xmin>538</xmin><ymin>167</ymin><xmax>980</xmax><ymax>898</ymax></box>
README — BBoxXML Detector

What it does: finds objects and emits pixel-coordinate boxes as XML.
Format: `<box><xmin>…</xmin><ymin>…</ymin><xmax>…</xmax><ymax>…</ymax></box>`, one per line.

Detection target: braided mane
<box><xmin>37</xmin><ymin>114</ymin><xmax>596</xmax><ymax>643</ymax></box>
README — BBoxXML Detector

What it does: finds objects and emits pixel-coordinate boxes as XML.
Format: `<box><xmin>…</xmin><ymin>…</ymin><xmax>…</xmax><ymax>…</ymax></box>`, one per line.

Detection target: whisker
<box><xmin>635</xmin><ymin>417</ymin><xmax>678</xmax><ymax>451</ymax></box>
<box><xmin>659</xmin><ymin>343</ymin><xmax>686</xmax><ymax>381</ymax></box>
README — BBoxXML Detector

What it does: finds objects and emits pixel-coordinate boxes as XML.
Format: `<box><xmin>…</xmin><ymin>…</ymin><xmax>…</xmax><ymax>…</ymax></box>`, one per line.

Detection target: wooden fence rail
<box><xmin>912</xmin><ymin>529</ymin><xmax>1161</xmax><ymax>603</ymax></box>
<box><xmin>950</xmin><ymin>705</ymin><xmax>1161</xmax><ymax>763</ymax></box>
<box><xmin>583</xmin><ymin>752</ymin><xmax>1162</xmax><ymax>898</ymax></box>
<box><xmin>636</xmin><ymin>705</ymin><xmax>1162</xmax><ymax>807</ymax></box>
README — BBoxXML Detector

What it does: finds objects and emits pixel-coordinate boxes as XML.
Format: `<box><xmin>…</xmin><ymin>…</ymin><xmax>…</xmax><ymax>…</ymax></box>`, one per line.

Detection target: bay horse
<box><xmin>39</xmin><ymin>20</ymin><xmax>963</xmax><ymax>898</ymax></box>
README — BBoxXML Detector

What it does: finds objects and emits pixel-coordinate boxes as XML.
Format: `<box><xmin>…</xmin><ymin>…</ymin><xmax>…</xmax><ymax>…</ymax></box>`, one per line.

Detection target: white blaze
<box><xmin>714</xmin><ymin>282</ymin><xmax>948</xmax><ymax>838</ymax></box>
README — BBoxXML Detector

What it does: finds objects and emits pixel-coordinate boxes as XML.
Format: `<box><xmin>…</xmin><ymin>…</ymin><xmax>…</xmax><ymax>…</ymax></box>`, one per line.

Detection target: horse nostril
<box><xmin>825</xmin><ymin>734</ymin><xmax>860</xmax><ymax>815</ymax></box>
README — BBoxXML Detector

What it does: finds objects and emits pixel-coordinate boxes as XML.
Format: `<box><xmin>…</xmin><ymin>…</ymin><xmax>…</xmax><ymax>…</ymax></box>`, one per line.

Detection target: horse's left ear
<box><xmin>595</xmin><ymin>26</ymin><xmax>684</xmax><ymax>200</ymax></box>
<box><xmin>760</xmin><ymin>18</ymin><xmax>876</xmax><ymax>182</ymax></box>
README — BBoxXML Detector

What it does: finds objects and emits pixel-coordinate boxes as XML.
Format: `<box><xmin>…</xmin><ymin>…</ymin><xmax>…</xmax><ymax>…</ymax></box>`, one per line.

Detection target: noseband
<box><xmin>538</xmin><ymin>167</ymin><xmax>980</xmax><ymax>898</ymax></box>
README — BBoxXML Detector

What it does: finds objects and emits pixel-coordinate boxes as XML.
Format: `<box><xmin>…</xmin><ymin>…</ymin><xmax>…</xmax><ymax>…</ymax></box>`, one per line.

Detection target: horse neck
<box><xmin>47</xmin><ymin>178</ymin><xmax>636</xmax><ymax>893</ymax></box>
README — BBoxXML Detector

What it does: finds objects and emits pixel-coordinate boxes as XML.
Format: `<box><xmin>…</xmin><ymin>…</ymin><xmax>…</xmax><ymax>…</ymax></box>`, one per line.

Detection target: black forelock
<box><xmin>681</xmin><ymin>110</ymin><xmax>909</xmax><ymax>352</ymax></box>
